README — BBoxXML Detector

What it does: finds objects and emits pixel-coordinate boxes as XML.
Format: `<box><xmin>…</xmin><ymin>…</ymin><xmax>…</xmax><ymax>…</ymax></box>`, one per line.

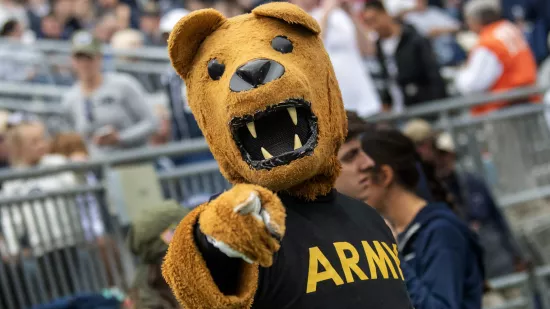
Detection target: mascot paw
<box><xmin>199</xmin><ymin>184</ymin><xmax>286</xmax><ymax>267</ymax></box>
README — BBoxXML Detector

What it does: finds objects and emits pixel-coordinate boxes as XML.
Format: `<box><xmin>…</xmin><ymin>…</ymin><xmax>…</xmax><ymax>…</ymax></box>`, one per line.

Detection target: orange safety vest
<box><xmin>470</xmin><ymin>20</ymin><xmax>539</xmax><ymax>116</ymax></box>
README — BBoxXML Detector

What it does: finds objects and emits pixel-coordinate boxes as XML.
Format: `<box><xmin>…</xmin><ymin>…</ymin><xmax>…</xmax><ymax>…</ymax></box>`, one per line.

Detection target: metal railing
<box><xmin>0</xmin><ymin>39</ymin><xmax>170</xmax><ymax>61</ymax></box>
<box><xmin>368</xmin><ymin>85</ymin><xmax>548</xmax><ymax>122</ymax></box>
<box><xmin>487</xmin><ymin>265</ymin><xmax>550</xmax><ymax>309</ymax></box>
<box><xmin>0</xmin><ymin>138</ymin><xmax>221</xmax><ymax>308</ymax></box>
<box><xmin>0</xmin><ymin>39</ymin><xmax>172</xmax><ymax>95</ymax></box>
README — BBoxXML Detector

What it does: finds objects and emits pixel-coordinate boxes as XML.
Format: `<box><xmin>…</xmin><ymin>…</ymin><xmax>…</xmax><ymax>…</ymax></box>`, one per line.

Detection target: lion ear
<box><xmin>168</xmin><ymin>9</ymin><xmax>226</xmax><ymax>79</ymax></box>
<box><xmin>252</xmin><ymin>2</ymin><xmax>321</xmax><ymax>35</ymax></box>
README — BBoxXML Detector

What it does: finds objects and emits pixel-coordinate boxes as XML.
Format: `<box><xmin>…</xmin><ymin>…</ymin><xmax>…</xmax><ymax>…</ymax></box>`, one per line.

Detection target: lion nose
<box><xmin>230</xmin><ymin>59</ymin><xmax>285</xmax><ymax>92</ymax></box>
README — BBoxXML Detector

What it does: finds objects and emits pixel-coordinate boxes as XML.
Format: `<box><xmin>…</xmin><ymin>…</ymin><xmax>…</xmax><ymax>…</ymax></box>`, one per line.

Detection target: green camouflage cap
<box><xmin>71</xmin><ymin>31</ymin><xmax>102</xmax><ymax>55</ymax></box>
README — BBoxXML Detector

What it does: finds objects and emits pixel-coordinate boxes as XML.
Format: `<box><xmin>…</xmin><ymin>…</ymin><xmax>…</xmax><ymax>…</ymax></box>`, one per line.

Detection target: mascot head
<box><xmin>168</xmin><ymin>2</ymin><xmax>347</xmax><ymax>199</ymax></box>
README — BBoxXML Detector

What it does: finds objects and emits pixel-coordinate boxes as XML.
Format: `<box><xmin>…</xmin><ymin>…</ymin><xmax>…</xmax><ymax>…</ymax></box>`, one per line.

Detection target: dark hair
<box><xmin>361</xmin><ymin>128</ymin><xmax>459</xmax><ymax>212</ymax></box>
<box><xmin>345</xmin><ymin>111</ymin><xmax>375</xmax><ymax>143</ymax></box>
<box><xmin>0</xmin><ymin>19</ymin><xmax>18</xmax><ymax>37</ymax></box>
<box><xmin>364</xmin><ymin>0</ymin><xmax>387</xmax><ymax>12</ymax></box>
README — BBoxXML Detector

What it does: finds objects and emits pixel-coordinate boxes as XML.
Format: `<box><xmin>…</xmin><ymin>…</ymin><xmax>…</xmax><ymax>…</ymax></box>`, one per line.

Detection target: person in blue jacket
<box><xmin>361</xmin><ymin>128</ymin><xmax>485</xmax><ymax>309</ymax></box>
<box><xmin>435</xmin><ymin>132</ymin><xmax>525</xmax><ymax>279</ymax></box>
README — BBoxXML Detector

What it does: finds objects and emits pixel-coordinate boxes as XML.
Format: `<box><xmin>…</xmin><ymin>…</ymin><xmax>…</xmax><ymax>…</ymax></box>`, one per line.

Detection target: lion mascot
<box><xmin>162</xmin><ymin>3</ymin><xmax>413</xmax><ymax>308</ymax></box>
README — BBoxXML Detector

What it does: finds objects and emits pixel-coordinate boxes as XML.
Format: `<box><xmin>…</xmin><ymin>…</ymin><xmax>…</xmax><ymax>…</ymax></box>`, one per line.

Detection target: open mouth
<box><xmin>230</xmin><ymin>99</ymin><xmax>318</xmax><ymax>170</ymax></box>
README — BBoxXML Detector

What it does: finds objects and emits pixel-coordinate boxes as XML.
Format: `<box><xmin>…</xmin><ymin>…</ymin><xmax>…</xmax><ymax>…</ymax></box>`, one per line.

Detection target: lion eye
<box><xmin>208</xmin><ymin>58</ymin><xmax>225</xmax><ymax>80</ymax></box>
<box><xmin>271</xmin><ymin>36</ymin><xmax>293</xmax><ymax>54</ymax></box>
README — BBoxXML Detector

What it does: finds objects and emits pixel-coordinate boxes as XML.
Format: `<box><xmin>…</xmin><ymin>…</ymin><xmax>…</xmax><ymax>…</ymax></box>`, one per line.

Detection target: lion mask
<box><xmin>168</xmin><ymin>2</ymin><xmax>347</xmax><ymax>199</ymax></box>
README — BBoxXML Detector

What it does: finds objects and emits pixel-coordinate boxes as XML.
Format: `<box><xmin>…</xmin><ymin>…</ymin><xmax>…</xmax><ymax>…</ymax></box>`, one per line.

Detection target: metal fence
<box><xmin>0</xmin><ymin>183</ymin><xmax>120</xmax><ymax>308</ymax></box>
<box><xmin>368</xmin><ymin>86</ymin><xmax>550</xmax><ymax>308</ymax></box>
<box><xmin>0</xmin><ymin>87</ymin><xmax>550</xmax><ymax>307</ymax></box>
<box><xmin>0</xmin><ymin>138</ymin><xmax>231</xmax><ymax>308</ymax></box>
<box><xmin>0</xmin><ymin>38</ymin><xmax>170</xmax><ymax>96</ymax></box>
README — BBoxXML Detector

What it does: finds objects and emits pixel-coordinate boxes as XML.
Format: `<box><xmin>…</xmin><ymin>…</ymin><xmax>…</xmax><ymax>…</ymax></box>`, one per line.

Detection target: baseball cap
<box><xmin>71</xmin><ymin>31</ymin><xmax>102</xmax><ymax>56</ymax></box>
<box><xmin>160</xmin><ymin>9</ymin><xmax>190</xmax><ymax>34</ymax></box>
<box><xmin>435</xmin><ymin>132</ymin><xmax>456</xmax><ymax>153</ymax></box>
<box><xmin>402</xmin><ymin>118</ymin><xmax>434</xmax><ymax>144</ymax></box>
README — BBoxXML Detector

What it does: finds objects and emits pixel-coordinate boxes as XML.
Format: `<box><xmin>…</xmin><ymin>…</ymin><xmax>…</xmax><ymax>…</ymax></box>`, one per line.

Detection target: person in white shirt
<box><xmin>291</xmin><ymin>0</ymin><xmax>382</xmax><ymax>118</ymax></box>
<box><xmin>383</xmin><ymin>0</ymin><xmax>416</xmax><ymax>18</ymax></box>
<box><xmin>0</xmin><ymin>119</ymin><xmax>79</xmax><ymax>258</ymax></box>
<box><xmin>404</xmin><ymin>0</ymin><xmax>462</xmax><ymax>65</ymax></box>
<box><xmin>0</xmin><ymin>117</ymin><xmax>87</xmax><ymax>301</ymax></box>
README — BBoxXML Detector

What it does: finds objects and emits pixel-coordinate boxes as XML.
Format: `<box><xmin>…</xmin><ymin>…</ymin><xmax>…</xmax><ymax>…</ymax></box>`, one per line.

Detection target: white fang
<box><xmin>261</xmin><ymin>147</ymin><xmax>273</xmax><ymax>159</ymax></box>
<box><xmin>287</xmin><ymin>107</ymin><xmax>297</xmax><ymax>125</ymax></box>
<box><xmin>294</xmin><ymin>134</ymin><xmax>302</xmax><ymax>150</ymax></box>
<box><xmin>247</xmin><ymin>122</ymin><xmax>257</xmax><ymax>138</ymax></box>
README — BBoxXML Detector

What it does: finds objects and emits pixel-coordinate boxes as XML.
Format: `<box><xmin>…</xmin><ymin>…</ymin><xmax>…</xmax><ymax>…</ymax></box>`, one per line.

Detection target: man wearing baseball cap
<box><xmin>71</xmin><ymin>30</ymin><xmax>103</xmax><ymax>56</ymax></box>
<box><xmin>140</xmin><ymin>2</ymin><xmax>163</xmax><ymax>46</ymax></box>
<box><xmin>159</xmin><ymin>8</ymin><xmax>190</xmax><ymax>43</ymax></box>
<box><xmin>62</xmin><ymin>30</ymin><xmax>158</xmax><ymax>156</ymax></box>
<box><xmin>403</xmin><ymin>118</ymin><xmax>438</xmax><ymax>163</ymax></box>
<box><xmin>435</xmin><ymin>132</ymin><xmax>526</xmax><ymax>279</ymax></box>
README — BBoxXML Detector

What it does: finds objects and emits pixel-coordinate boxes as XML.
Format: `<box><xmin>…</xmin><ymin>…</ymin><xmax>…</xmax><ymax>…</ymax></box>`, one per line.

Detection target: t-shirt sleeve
<box><xmin>118</xmin><ymin>75</ymin><xmax>159</xmax><ymax>146</ymax></box>
<box><xmin>455</xmin><ymin>47</ymin><xmax>503</xmax><ymax>94</ymax></box>
<box><xmin>61</xmin><ymin>90</ymin><xmax>76</xmax><ymax>127</ymax></box>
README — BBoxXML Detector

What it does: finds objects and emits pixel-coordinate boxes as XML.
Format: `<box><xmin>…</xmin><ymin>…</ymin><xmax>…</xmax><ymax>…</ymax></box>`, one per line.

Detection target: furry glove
<box><xmin>198</xmin><ymin>184</ymin><xmax>286</xmax><ymax>267</ymax></box>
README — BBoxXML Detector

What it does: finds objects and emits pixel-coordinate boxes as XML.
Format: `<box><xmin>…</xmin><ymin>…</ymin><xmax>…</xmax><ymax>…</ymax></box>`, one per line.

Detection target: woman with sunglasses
<box><xmin>360</xmin><ymin>128</ymin><xmax>484</xmax><ymax>309</ymax></box>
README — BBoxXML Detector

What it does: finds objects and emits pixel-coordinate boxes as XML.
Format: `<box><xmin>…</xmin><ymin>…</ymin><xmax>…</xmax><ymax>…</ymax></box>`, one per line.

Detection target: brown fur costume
<box><xmin>163</xmin><ymin>3</ymin><xmax>347</xmax><ymax>308</ymax></box>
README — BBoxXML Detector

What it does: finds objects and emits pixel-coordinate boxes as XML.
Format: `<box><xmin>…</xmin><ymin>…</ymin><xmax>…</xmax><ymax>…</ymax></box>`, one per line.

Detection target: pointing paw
<box><xmin>199</xmin><ymin>184</ymin><xmax>286</xmax><ymax>267</ymax></box>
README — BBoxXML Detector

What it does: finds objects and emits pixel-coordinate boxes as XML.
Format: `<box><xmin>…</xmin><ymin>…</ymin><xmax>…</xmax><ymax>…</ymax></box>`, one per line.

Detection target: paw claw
<box><xmin>234</xmin><ymin>191</ymin><xmax>262</xmax><ymax>220</ymax></box>
<box><xmin>261</xmin><ymin>210</ymin><xmax>282</xmax><ymax>241</ymax></box>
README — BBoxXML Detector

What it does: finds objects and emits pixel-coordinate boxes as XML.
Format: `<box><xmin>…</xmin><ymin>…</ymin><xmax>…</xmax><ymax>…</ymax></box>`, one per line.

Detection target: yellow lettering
<box><xmin>306</xmin><ymin>247</ymin><xmax>345</xmax><ymax>293</ymax></box>
<box><xmin>381</xmin><ymin>242</ymin><xmax>405</xmax><ymax>280</ymax></box>
<box><xmin>334</xmin><ymin>242</ymin><xmax>369</xmax><ymax>283</ymax></box>
<box><xmin>362</xmin><ymin>241</ymin><xmax>399</xmax><ymax>279</ymax></box>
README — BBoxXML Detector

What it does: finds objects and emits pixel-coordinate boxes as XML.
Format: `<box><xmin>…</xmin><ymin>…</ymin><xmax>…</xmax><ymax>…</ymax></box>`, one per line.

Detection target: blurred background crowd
<box><xmin>1</xmin><ymin>0</ymin><xmax>550</xmax><ymax>308</ymax></box>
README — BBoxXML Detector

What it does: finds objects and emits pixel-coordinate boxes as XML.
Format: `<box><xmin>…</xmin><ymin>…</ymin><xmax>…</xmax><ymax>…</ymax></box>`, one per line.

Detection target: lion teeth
<box><xmin>261</xmin><ymin>147</ymin><xmax>273</xmax><ymax>159</ymax></box>
<box><xmin>287</xmin><ymin>107</ymin><xmax>297</xmax><ymax>125</ymax></box>
<box><xmin>247</xmin><ymin>122</ymin><xmax>257</xmax><ymax>138</ymax></box>
<box><xmin>294</xmin><ymin>134</ymin><xmax>302</xmax><ymax>150</ymax></box>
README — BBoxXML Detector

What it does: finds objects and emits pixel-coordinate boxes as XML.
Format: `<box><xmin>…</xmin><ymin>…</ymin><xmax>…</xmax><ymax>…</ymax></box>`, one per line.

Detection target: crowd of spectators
<box><xmin>0</xmin><ymin>0</ymin><xmax>256</xmax><ymax>46</ymax></box>
<box><xmin>0</xmin><ymin>0</ymin><xmax>549</xmax><ymax>116</ymax></box>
